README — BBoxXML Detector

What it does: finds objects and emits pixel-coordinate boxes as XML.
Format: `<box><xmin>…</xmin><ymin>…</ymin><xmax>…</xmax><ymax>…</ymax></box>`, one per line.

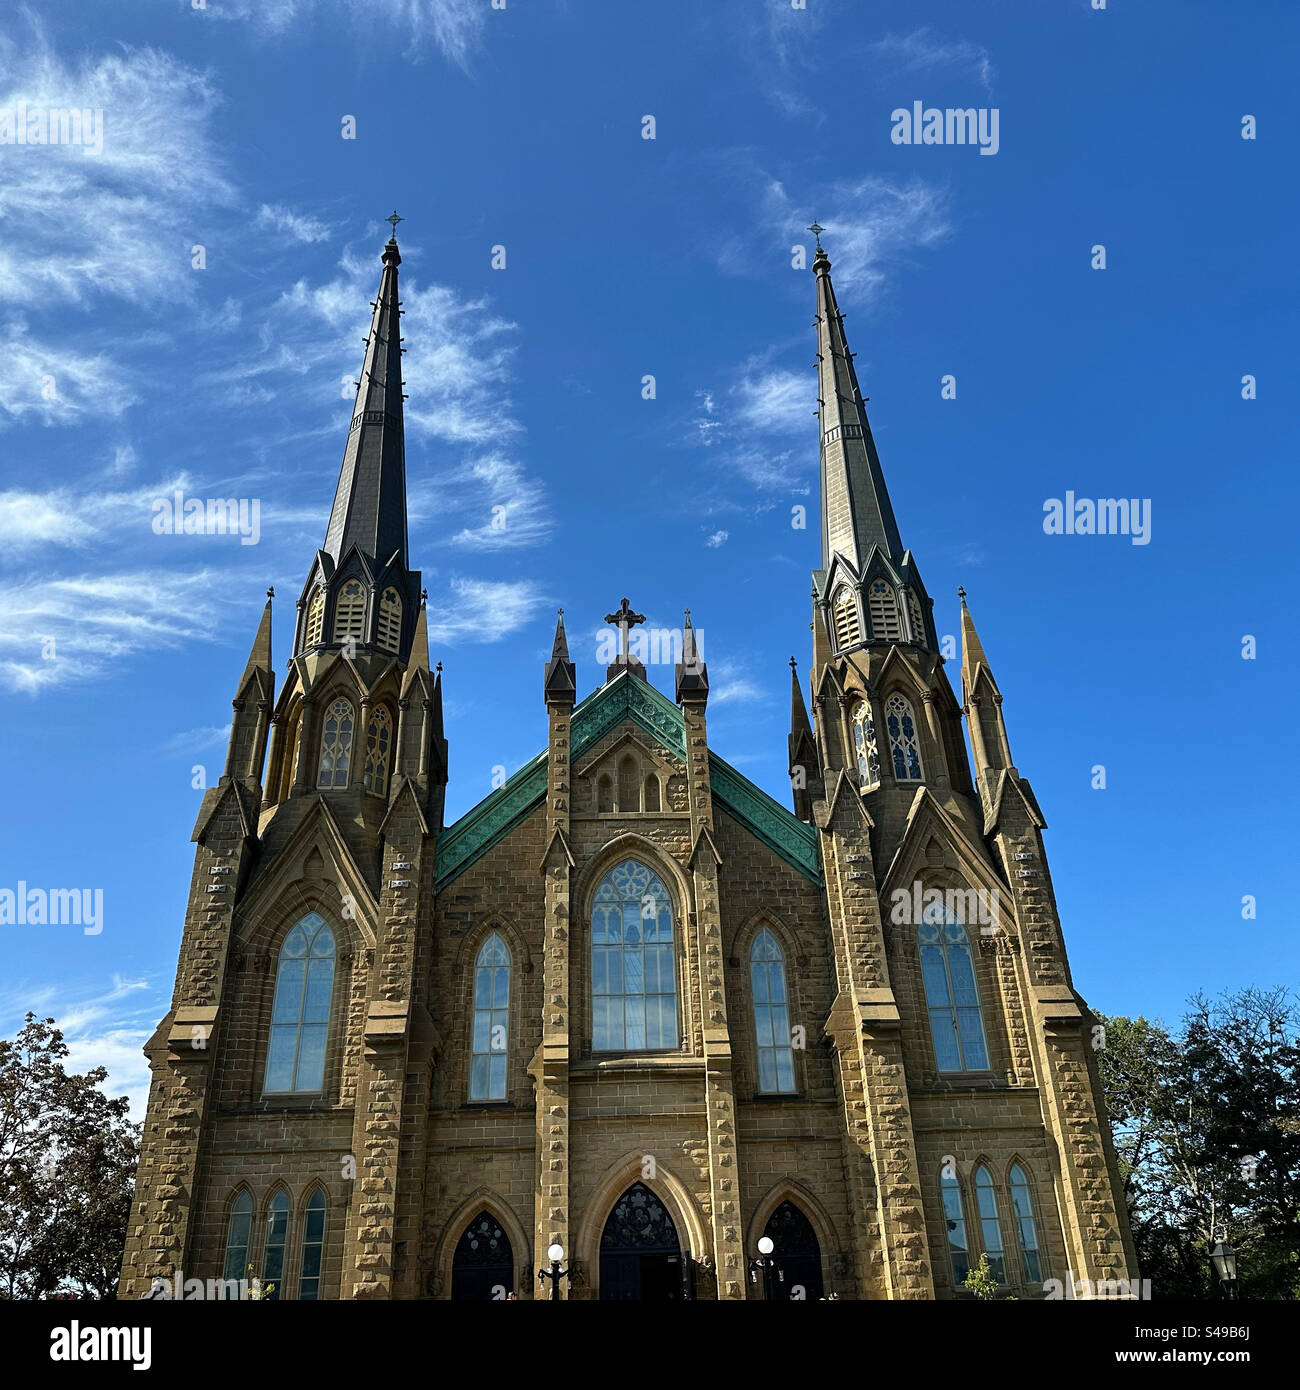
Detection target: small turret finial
<box><xmin>807</xmin><ymin>220</ymin><xmax>825</xmax><ymax>250</ymax></box>
<box><xmin>266</xmin><ymin>586</ymin><xmax>275</xmax><ymax>600</ymax></box>
<box><xmin>957</xmin><ymin>586</ymin><xmax>967</xmax><ymax>602</ymax></box>
<box><xmin>385</xmin><ymin>209</ymin><xmax>404</xmax><ymax>241</ymax></box>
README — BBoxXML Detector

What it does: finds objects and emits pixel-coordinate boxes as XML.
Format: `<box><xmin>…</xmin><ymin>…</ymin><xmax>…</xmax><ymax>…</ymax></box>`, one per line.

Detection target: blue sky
<box><xmin>1</xmin><ymin>0</ymin><xmax>1296</xmax><ymax>1115</ymax></box>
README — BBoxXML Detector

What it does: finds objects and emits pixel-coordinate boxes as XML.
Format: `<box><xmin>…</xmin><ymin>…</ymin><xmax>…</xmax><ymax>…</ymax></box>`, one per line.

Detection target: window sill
<box><xmin>571</xmin><ymin>1054</ymin><xmax>703</xmax><ymax>1078</ymax></box>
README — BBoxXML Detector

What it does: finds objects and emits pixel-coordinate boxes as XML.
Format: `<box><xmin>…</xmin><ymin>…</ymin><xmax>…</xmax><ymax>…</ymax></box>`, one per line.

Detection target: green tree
<box><xmin>0</xmin><ymin>1014</ymin><xmax>140</xmax><ymax>1299</ymax></box>
<box><xmin>1098</xmin><ymin>988</ymin><xmax>1300</xmax><ymax>1300</ymax></box>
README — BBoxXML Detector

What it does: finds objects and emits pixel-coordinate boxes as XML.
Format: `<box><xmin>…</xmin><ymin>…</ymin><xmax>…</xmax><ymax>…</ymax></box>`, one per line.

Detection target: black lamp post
<box><xmin>1209</xmin><ymin>1239</ymin><xmax>1238</xmax><ymax>1299</ymax></box>
<box><xmin>748</xmin><ymin>1236</ymin><xmax>783</xmax><ymax>1299</ymax></box>
<box><xmin>538</xmin><ymin>1242</ymin><xmax>570</xmax><ymax>1301</ymax></box>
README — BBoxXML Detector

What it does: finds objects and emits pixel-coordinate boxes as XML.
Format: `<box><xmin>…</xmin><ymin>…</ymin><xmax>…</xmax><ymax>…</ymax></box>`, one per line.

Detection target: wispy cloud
<box><xmin>0</xmin><ymin>320</ymin><xmax>136</xmax><ymax>426</ymax></box>
<box><xmin>866</xmin><ymin>28</ymin><xmax>995</xmax><ymax>92</ymax></box>
<box><xmin>424</xmin><ymin>576</ymin><xmax>550</xmax><ymax>645</ymax></box>
<box><xmin>708</xmin><ymin>659</ymin><xmax>767</xmax><ymax>707</ymax></box>
<box><xmin>705</xmin><ymin>530</ymin><xmax>729</xmax><ymax>549</ymax></box>
<box><xmin>255</xmin><ymin>203</ymin><xmax>333</xmax><ymax>244</ymax></box>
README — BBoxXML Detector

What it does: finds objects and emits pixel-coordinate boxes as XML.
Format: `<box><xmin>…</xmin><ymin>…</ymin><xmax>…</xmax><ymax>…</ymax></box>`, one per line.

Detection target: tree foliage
<box><xmin>0</xmin><ymin>1013</ymin><xmax>140</xmax><ymax>1299</ymax></box>
<box><xmin>1098</xmin><ymin>988</ymin><xmax>1300</xmax><ymax>1300</ymax></box>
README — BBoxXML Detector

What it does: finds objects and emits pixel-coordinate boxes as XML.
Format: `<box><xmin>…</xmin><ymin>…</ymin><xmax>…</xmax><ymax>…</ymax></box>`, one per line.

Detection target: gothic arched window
<box><xmin>643</xmin><ymin>775</ymin><xmax>661</xmax><ymax>812</ymax></box>
<box><xmin>222</xmin><ymin>1190</ymin><xmax>253</xmax><ymax>1284</ymax></box>
<box><xmin>597</xmin><ymin>774</ymin><xmax>614</xmax><ymax>813</ymax></box>
<box><xmin>591</xmin><ymin>859</ymin><xmax>677</xmax><ymax>1052</ymax></box>
<box><xmin>470</xmin><ymin>933</ymin><xmax>510</xmax><ymax>1101</ymax></box>
<box><xmin>333</xmin><ymin>579</ymin><xmax>366</xmax><ymax>644</ymax></box>
<box><xmin>262</xmin><ymin>1188</ymin><xmax>290</xmax><ymax>1300</ymax></box>
<box><xmin>868</xmin><ymin>579</ymin><xmax>901</xmax><ymax>643</ymax></box>
<box><xmin>906</xmin><ymin>588</ymin><xmax>926</xmax><ymax>644</ymax></box>
<box><xmin>264</xmin><ymin>912</ymin><xmax>336</xmax><ymax>1094</ymax></box>
<box><xmin>1009</xmin><ymin>1164</ymin><xmax>1042</xmax><ymax>1283</ymax></box>
<box><xmin>940</xmin><ymin>1170</ymin><xmax>970</xmax><ymax>1284</ymax></box>
<box><xmin>832</xmin><ymin>584</ymin><xmax>859</xmax><ymax>650</ymax></box>
<box><xmin>886</xmin><ymin>692</ymin><xmax>924</xmax><ymax>781</ymax></box>
<box><xmin>362</xmin><ymin>704</ymin><xmax>392</xmax><ymax>796</ymax></box>
<box><xmin>298</xmin><ymin>1188</ymin><xmax>327</xmax><ymax>1300</ymax></box>
<box><xmin>973</xmin><ymin>1165</ymin><xmax>1005</xmax><ymax>1283</ymax></box>
<box><xmin>452</xmin><ymin>1212</ymin><xmax>514</xmax><ymax>1301</ymax></box>
<box><xmin>617</xmin><ymin>754</ymin><xmax>639</xmax><ymax>812</ymax></box>
<box><xmin>850</xmin><ymin>700</ymin><xmax>880</xmax><ymax>790</ymax></box>
<box><xmin>304</xmin><ymin>588</ymin><xmax>325</xmax><ymax>648</ymax></box>
<box><xmin>317</xmin><ymin>697</ymin><xmax>354</xmax><ymax>788</ymax></box>
<box><xmin>751</xmin><ymin>928</ymin><xmax>795</xmax><ymax>1094</ymax></box>
<box><xmin>919</xmin><ymin>901</ymin><xmax>989</xmax><ymax>1073</ymax></box>
<box><xmin>376</xmin><ymin>586</ymin><xmax>402</xmax><ymax>653</ymax></box>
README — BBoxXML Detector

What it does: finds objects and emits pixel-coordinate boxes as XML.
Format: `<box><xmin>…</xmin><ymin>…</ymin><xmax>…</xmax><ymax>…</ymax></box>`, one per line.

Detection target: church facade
<box><xmin>119</xmin><ymin>229</ymin><xmax>1136</xmax><ymax>1300</ymax></box>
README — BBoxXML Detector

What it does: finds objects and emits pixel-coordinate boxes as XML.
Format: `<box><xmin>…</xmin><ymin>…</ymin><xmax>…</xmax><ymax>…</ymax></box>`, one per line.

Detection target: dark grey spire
<box><xmin>323</xmin><ymin>233</ymin><xmax>409</xmax><ymax>571</ymax></box>
<box><xmin>544</xmin><ymin>609</ymin><xmax>577</xmax><ymax>705</ymax></box>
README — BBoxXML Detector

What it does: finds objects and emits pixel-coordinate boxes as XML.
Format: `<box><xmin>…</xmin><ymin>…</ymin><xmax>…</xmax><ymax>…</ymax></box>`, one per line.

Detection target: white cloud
<box><xmin>443</xmin><ymin>454</ymin><xmax>552</xmax><ymax>550</ymax></box>
<box><xmin>705</xmin><ymin>530</ymin><xmax>729</xmax><ymax>548</ymax></box>
<box><xmin>424</xmin><ymin>576</ymin><xmax>549</xmax><ymax>645</ymax></box>
<box><xmin>867</xmin><ymin>29</ymin><xmax>995</xmax><ymax>92</ymax></box>
<box><xmin>708</xmin><ymin>661</ymin><xmax>766</xmax><ymax>707</ymax></box>
<box><xmin>0</xmin><ymin>320</ymin><xmax>136</xmax><ymax>426</ymax></box>
<box><xmin>206</xmin><ymin>0</ymin><xmax>489</xmax><ymax>69</ymax></box>
<box><xmin>0</xmin><ymin>476</ymin><xmax>190</xmax><ymax>550</ymax></box>
<box><xmin>734</xmin><ymin>366</ymin><xmax>809</xmax><ymax>435</ymax></box>
<box><xmin>254</xmin><ymin>203</ymin><xmax>333</xmax><ymax>244</ymax></box>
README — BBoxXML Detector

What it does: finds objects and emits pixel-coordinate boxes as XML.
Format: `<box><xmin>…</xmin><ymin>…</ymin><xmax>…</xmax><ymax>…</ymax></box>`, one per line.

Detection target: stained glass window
<box><xmin>262</xmin><ymin>1188</ymin><xmax>290</xmax><ymax>1300</ymax></box>
<box><xmin>751</xmin><ymin>929</ymin><xmax>795</xmax><ymax>1093</ymax></box>
<box><xmin>470</xmin><ymin>933</ymin><xmax>509</xmax><ymax>1101</ymax></box>
<box><xmin>317</xmin><ymin>697</ymin><xmax>354</xmax><ymax>788</ymax></box>
<box><xmin>941</xmin><ymin>1171</ymin><xmax>970</xmax><ymax>1284</ymax></box>
<box><xmin>918</xmin><ymin>901</ymin><xmax>989</xmax><ymax>1072</ymax></box>
<box><xmin>851</xmin><ymin>700</ymin><xmax>880</xmax><ymax>789</ymax></box>
<box><xmin>886</xmin><ymin>692</ymin><xmax>924</xmax><ymax>781</ymax></box>
<box><xmin>264</xmin><ymin>912</ymin><xmax>336</xmax><ymax>1093</ymax></box>
<box><xmin>592</xmin><ymin>859</ymin><xmax>677</xmax><ymax>1052</ymax></box>
<box><xmin>362</xmin><ymin>704</ymin><xmax>392</xmax><ymax>796</ymax></box>
<box><xmin>1010</xmin><ymin>1164</ymin><xmax>1042</xmax><ymax>1283</ymax></box>
<box><xmin>222</xmin><ymin>1190</ymin><xmax>253</xmax><ymax>1283</ymax></box>
<box><xmin>974</xmin><ymin>1166</ymin><xmax>1005</xmax><ymax>1283</ymax></box>
<box><xmin>299</xmin><ymin>1188</ymin><xmax>327</xmax><ymax>1300</ymax></box>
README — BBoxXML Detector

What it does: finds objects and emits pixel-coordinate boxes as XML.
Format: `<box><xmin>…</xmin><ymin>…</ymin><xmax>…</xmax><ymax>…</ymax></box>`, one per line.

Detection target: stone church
<box><xmin>119</xmin><ymin>227</ymin><xmax>1136</xmax><ymax>1300</ymax></box>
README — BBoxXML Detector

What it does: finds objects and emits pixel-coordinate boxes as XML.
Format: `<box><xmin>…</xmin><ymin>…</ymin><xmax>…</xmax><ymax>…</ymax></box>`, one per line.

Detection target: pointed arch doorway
<box><xmin>450</xmin><ymin>1212</ymin><xmax>514</xmax><ymax>1300</ymax></box>
<box><xmin>762</xmin><ymin>1201</ymin><xmax>824</xmax><ymax>1300</ymax></box>
<box><xmin>598</xmin><ymin>1183</ymin><xmax>688</xmax><ymax>1301</ymax></box>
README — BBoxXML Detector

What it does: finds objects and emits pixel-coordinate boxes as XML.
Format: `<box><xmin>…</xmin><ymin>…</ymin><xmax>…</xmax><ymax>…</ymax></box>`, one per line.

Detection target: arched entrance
<box><xmin>599</xmin><ymin>1182</ymin><xmax>687</xmax><ymax>1300</ymax></box>
<box><xmin>450</xmin><ymin>1211</ymin><xmax>514</xmax><ymax>1300</ymax></box>
<box><xmin>763</xmin><ymin>1201</ymin><xmax>824</xmax><ymax>1300</ymax></box>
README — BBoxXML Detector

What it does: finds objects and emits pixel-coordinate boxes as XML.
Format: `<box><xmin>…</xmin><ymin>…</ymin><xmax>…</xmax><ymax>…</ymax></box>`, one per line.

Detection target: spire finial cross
<box><xmin>603</xmin><ymin>596</ymin><xmax>646</xmax><ymax>663</ymax></box>
<box><xmin>385</xmin><ymin>210</ymin><xmax>404</xmax><ymax>239</ymax></box>
<box><xmin>807</xmin><ymin>220</ymin><xmax>825</xmax><ymax>249</ymax></box>
<box><xmin>957</xmin><ymin>586</ymin><xmax>967</xmax><ymax>601</ymax></box>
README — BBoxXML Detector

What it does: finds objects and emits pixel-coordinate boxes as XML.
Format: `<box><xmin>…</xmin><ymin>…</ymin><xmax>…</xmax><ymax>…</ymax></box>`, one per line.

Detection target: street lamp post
<box><xmin>1209</xmin><ymin>1239</ymin><xmax>1238</xmax><ymax>1299</ymax></box>
<box><xmin>748</xmin><ymin>1236</ymin><xmax>782</xmax><ymax>1300</ymax></box>
<box><xmin>538</xmin><ymin>1242</ymin><xmax>570</xmax><ymax>1301</ymax></box>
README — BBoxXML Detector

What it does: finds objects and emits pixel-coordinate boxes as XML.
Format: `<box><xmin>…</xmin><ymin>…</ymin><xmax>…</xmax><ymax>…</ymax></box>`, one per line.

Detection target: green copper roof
<box><xmin>435</xmin><ymin>672</ymin><xmax>821</xmax><ymax>890</ymax></box>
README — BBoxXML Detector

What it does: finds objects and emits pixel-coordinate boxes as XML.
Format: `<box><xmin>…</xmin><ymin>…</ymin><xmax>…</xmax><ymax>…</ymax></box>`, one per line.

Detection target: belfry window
<box><xmin>751</xmin><ymin>928</ymin><xmax>796</xmax><ymax>1094</ymax></box>
<box><xmin>850</xmin><ymin>700</ymin><xmax>880</xmax><ymax>790</ymax></box>
<box><xmin>333</xmin><ymin>579</ymin><xmax>366</xmax><ymax>645</ymax></box>
<box><xmin>974</xmin><ymin>1166</ymin><xmax>1006</xmax><ymax>1283</ymax></box>
<box><xmin>264</xmin><ymin>912</ymin><xmax>336</xmax><ymax>1094</ymax></box>
<box><xmin>907</xmin><ymin>589</ymin><xmax>926</xmax><ymax>644</ymax></box>
<box><xmin>868</xmin><ymin>579</ymin><xmax>902</xmax><ymax>643</ymax></box>
<box><xmin>376</xmin><ymin>586</ymin><xmax>402</xmax><ymax>653</ymax></box>
<box><xmin>591</xmin><ymin>859</ymin><xmax>677</xmax><ymax>1052</ymax></box>
<box><xmin>317</xmin><ymin>698</ymin><xmax>354</xmax><ymax>788</ymax></box>
<box><xmin>940</xmin><ymin>1170</ymin><xmax>970</xmax><ymax>1284</ymax></box>
<box><xmin>304</xmin><ymin>588</ymin><xmax>325</xmax><ymax>648</ymax></box>
<box><xmin>1010</xmin><ymin>1165</ymin><xmax>1042</xmax><ymax>1283</ymax></box>
<box><xmin>832</xmin><ymin>585</ymin><xmax>859</xmax><ymax>650</ymax></box>
<box><xmin>886</xmin><ymin>693</ymin><xmax>924</xmax><ymax>781</ymax></box>
<box><xmin>470</xmin><ymin>933</ymin><xmax>510</xmax><ymax>1101</ymax></box>
<box><xmin>918</xmin><ymin>900</ymin><xmax>990</xmax><ymax>1072</ymax></box>
<box><xmin>362</xmin><ymin>705</ymin><xmax>392</xmax><ymax>796</ymax></box>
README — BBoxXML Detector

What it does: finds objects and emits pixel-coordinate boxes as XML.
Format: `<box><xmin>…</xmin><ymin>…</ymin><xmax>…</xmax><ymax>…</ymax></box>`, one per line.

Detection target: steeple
<box><xmin>544</xmin><ymin>609</ymin><xmax>577</xmax><ymax>705</ymax></box>
<box><xmin>787</xmin><ymin>657</ymin><xmax>821</xmax><ymax>823</ymax></box>
<box><xmin>959</xmin><ymin>587</ymin><xmax>1014</xmax><ymax>789</ymax></box>
<box><xmin>674</xmin><ymin>609</ymin><xmax>709</xmax><ymax>703</ymax></box>
<box><xmin>812</xmin><ymin>235</ymin><xmax>904</xmax><ymax>575</ymax></box>
<box><xmin>323</xmin><ymin>233</ymin><xmax>409</xmax><ymax>570</ymax></box>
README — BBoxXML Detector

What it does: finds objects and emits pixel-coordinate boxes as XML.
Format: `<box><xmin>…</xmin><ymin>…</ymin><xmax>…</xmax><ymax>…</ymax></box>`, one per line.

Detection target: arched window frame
<box><xmin>261</xmin><ymin>1187</ymin><xmax>291</xmax><ymax>1301</ymax></box>
<box><xmin>918</xmin><ymin>899</ymin><xmax>990</xmax><ymax>1074</ymax></box>
<box><xmin>332</xmin><ymin>578</ymin><xmax>366</xmax><ymax>645</ymax></box>
<box><xmin>885</xmin><ymin>691</ymin><xmax>924</xmax><ymax>781</ymax></box>
<box><xmin>832</xmin><ymin>584</ymin><xmax>859</xmax><ymax>650</ymax></box>
<box><xmin>750</xmin><ymin>927</ymin><xmax>796</xmax><ymax>1095</ymax></box>
<box><xmin>868</xmin><ymin>578</ymin><xmax>902</xmax><ymax>643</ymax></box>
<box><xmin>222</xmin><ymin>1189</ymin><xmax>254</xmax><ymax>1285</ymax></box>
<box><xmin>317</xmin><ymin>696</ymin><xmax>355</xmax><ymax>789</ymax></box>
<box><xmin>304</xmin><ymin>588</ymin><xmax>325</xmax><ymax>648</ymax></box>
<box><xmin>376</xmin><ymin>586</ymin><xmax>402</xmax><ymax>653</ymax></box>
<box><xmin>906</xmin><ymin>588</ymin><xmax>926</xmax><ymax>644</ymax></box>
<box><xmin>1009</xmin><ymin>1162</ymin><xmax>1043</xmax><ymax>1284</ymax></box>
<box><xmin>361</xmin><ymin>703</ymin><xmax>393</xmax><ymax>797</ymax></box>
<box><xmin>596</xmin><ymin>773</ymin><xmax>614</xmax><ymax>813</ymax></box>
<box><xmin>298</xmin><ymin>1187</ymin><xmax>327</xmax><ymax>1301</ymax></box>
<box><xmin>643</xmin><ymin>773</ymin><xmax>661</xmax><ymax>812</ymax></box>
<box><xmin>263</xmin><ymin>912</ymin><xmax>337</xmax><ymax>1095</ymax></box>
<box><xmin>590</xmin><ymin>858</ymin><xmax>679</xmax><ymax>1054</ymax></box>
<box><xmin>940</xmin><ymin>1170</ymin><xmax>970</xmax><ymax>1286</ymax></box>
<box><xmin>850</xmin><ymin>698</ymin><xmax>880</xmax><ymax>790</ymax></box>
<box><xmin>469</xmin><ymin>932</ymin><xmax>510</xmax><ymax>1102</ymax></box>
<box><xmin>973</xmin><ymin>1164</ymin><xmax>1006</xmax><ymax>1284</ymax></box>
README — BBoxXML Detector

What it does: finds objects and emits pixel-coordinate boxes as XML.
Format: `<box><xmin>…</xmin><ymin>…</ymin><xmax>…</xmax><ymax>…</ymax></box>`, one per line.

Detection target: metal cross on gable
<box><xmin>603</xmin><ymin>596</ymin><xmax>646</xmax><ymax>663</ymax></box>
<box><xmin>385</xmin><ymin>210</ymin><xmax>404</xmax><ymax>238</ymax></box>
